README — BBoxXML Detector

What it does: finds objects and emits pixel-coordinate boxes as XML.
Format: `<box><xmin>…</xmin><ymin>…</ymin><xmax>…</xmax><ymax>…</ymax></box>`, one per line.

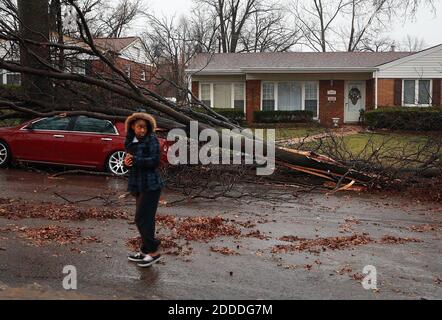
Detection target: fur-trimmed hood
<box><xmin>124</xmin><ymin>112</ymin><xmax>157</xmax><ymax>134</ymax></box>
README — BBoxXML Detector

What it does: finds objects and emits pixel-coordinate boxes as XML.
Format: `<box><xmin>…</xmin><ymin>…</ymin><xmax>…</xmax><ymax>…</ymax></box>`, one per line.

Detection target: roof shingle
<box><xmin>92</xmin><ymin>37</ymin><xmax>138</xmax><ymax>53</ymax></box>
<box><xmin>187</xmin><ymin>51</ymin><xmax>414</xmax><ymax>72</ymax></box>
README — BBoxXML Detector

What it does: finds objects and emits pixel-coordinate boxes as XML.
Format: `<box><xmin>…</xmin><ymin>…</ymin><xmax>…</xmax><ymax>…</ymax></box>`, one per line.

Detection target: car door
<box><xmin>61</xmin><ymin>116</ymin><xmax>119</xmax><ymax>167</ymax></box>
<box><xmin>12</xmin><ymin>116</ymin><xmax>73</xmax><ymax>163</ymax></box>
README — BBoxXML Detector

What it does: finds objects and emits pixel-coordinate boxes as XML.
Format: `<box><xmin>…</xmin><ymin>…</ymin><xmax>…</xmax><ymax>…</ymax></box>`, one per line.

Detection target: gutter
<box><xmin>185</xmin><ymin>69</ymin><xmax>244</xmax><ymax>75</ymax></box>
<box><xmin>186</xmin><ymin>67</ymin><xmax>378</xmax><ymax>75</ymax></box>
<box><xmin>241</xmin><ymin>67</ymin><xmax>377</xmax><ymax>73</ymax></box>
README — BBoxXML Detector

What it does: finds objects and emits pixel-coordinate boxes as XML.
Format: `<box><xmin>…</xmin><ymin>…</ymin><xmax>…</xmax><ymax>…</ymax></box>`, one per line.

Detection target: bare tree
<box><xmin>342</xmin><ymin>0</ymin><xmax>435</xmax><ymax>52</ymax></box>
<box><xmin>68</xmin><ymin>0</ymin><xmax>143</xmax><ymax>38</ymax></box>
<box><xmin>292</xmin><ymin>0</ymin><xmax>436</xmax><ymax>52</ymax></box>
<box><xmin>189</xmin><ymin>7</ymin><xmax>219</xmax><ymax>53</ymax></box>
<box><xmin>239</xmin><ymin>7</ymin><xmax>302</xmax><ymax>52</ymax></box>
<box><xmin>98</xmin><ymin>0</ymin><xmax>142</xmax><ymax>38</ymax></box>
<box><xmin>196</xmin><ymin>0</ymin><xmax>275</xmax><ymax>53</ymax></box>
<box><xmin>142</xmin><ymin>14</ymin><xmax>200</xmax><ymax>102</ymax></box>
<box><xmin>292</xmin><ymin>0</ymin><xmax>350</xmax><ymax>52</ymax></box>
<box><xmin>401</xmin><ymin>35</ymin><xmax>427</xmax><ymax>52</ymax></box>
<box><xmin>360</xmin><ymin>34</ymin><xmax>397</xmax><ymax>52</ymax></box>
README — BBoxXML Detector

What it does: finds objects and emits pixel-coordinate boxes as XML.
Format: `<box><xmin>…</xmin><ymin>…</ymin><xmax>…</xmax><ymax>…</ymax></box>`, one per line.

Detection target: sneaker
<box><xmin>137</xmin><ymin>254</ymin><xmax>162</xmax><ymax>268</ymax></box>
<box><xmin>128</xmin><ymin>252</ymin><xmax>147</xmax><ymax>262</ymax></box>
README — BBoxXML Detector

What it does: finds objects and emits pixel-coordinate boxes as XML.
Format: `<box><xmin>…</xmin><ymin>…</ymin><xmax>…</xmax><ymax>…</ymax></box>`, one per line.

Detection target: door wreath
<box><xmin>349</xmin><ymin>87</ymin><xmax>362</xmax><ymax>105</ymax></box>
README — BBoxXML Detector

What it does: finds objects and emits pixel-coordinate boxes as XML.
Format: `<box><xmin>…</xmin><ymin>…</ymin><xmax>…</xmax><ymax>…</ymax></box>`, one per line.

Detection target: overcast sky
<box><xmin>126</xmin><ymin>0</ymin><xmax>442</xmax><ymax>49</ymax></box>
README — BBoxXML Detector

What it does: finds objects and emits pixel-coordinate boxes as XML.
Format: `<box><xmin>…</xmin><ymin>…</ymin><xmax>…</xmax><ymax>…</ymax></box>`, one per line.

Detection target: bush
<box><xmin>254</xmin><ymin>110</ymin><xmax>314</xmax><ymax>123</ymax></box>
<box><xmin>365</xmin><ymin>107</ymin><xmax>442</xmax><ymax>131</ymax></box>
<box><xmin>196</xmin><ymin>108</ymin><xmax>246</xmax><ymax>123</ymax></box>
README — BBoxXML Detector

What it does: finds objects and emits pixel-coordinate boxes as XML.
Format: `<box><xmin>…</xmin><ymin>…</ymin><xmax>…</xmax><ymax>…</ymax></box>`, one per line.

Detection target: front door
<box><xmin>344</xmin><ymin>81</ymin><xmax>366</xmax><ymax>123</ymax></box>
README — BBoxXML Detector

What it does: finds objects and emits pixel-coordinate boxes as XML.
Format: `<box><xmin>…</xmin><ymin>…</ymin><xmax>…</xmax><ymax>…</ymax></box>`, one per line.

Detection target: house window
<box><xmin>305</xmin><ymin>81</ymin><xmax>318</xmax><ymax>118</ymax></box>
<box><xmin>200</xmin><ymin>83</ymin><xmax>211</xmax><ymax>107</ymax></box>
<box><xmin>277</xmin><ymin>82</ymin><xmax>302</xmax><ymax>111</ymax></box>
<box><xmin>213</xmin><ymin>84</ymin><xmax>232</xmax><ymax>109</ymax></box>
<box><xmin>262</xmin><ymin>82</ymin><xmax>275</xmax><ymax>111</ymax></box>
<box><xmin>199</xmin><ymin>82</ymin><xmax>245</xmax><ymax>110</ymax></box>
<box><xmin>1</xmin><ymin>70</ymin><xmax>21</xmax><ymax>85</ymax></box>
<box><xmin>403</xmin><ymin>80</ymin><xmax>416</xmax><ymax>105</ymax></box>
<box><xmin>418</xmin><ymin>80</ymin><xmax>431</xmax><ymax>105</ymax></box>
<box><xmin>72</xmin><ymin>60</ymin><xmax>86</xmax><ymax>75</ymax></box>
<box><xmin>6</xmin><ymin>73</ymin><xmax>21</xmax><ymax>85</ymax></box>
<box><xmin>233</xmin><ymin>83</ymin><xmax>245</xmax><ymax>110</ymax></box>
<box><xmin>262</xmin><ymin>81</ymin><xmax>319</xmax><ymax>118</ymax></box>
<box><xmin>141</xmin><ymin>70</ymin><xmax>146</xmax><ymax>81</ymax></box>
<box><xmin>403</xmin><ymin>79</ymin><xmax>432</xmax><ymax>106</ymax></box>
<box><xmin>64</xmin><ymin>60</ymin><xmax>86</xmax><ymax>75</ymax></box>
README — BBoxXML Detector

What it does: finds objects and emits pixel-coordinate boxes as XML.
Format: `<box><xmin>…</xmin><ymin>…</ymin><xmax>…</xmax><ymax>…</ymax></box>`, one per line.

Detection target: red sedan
<box><xmin>0</xmin><ymin>115</ymin><xmax>170</xmax><ymax>175</ymax></box>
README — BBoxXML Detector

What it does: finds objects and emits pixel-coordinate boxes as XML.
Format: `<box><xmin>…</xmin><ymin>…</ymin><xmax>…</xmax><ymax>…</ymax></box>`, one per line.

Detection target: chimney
<box><xmin>390</xmin><ymin>45</ymin><xmax>396</xmax><ymax>52</ymax></box>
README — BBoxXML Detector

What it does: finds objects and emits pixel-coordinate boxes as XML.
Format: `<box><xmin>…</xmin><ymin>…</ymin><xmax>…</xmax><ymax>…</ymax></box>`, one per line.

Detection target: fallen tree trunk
<box><xmin>275</xmin><ymin>148</ymin><xmax>374</xmax><ymax>183</ymax></box>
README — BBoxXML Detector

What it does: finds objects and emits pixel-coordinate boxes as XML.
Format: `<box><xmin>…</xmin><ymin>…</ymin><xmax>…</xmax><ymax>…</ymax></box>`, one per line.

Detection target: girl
<box><xmin>123</xmin><ymin>113</ymin><xmax>164</xmax><ymax>268</ymax></box>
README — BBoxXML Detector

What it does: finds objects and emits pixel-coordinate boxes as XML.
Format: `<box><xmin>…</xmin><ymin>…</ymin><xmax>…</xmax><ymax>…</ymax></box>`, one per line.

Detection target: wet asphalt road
<box><xmin>0</xmin><ymin>167</ymin><xmax>441</xmax><ymax>300</ymax></box>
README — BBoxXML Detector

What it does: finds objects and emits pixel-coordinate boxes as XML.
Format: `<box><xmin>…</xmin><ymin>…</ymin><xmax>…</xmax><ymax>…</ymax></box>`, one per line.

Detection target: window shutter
<box><xmin>433</xmin><ymin>79</ymin><xmax>441</xmax><ymax>106</ymax></box>
<box><xmin>394</xmin><ymin>79</ymin><xmax>402</xmax><ymax>106</ymax></box>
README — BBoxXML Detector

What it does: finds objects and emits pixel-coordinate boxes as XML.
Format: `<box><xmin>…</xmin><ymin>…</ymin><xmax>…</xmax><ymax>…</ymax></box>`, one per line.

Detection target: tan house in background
<box><xmin>187</xmin><ymin>44</ymin><xmax>442</xmax><ymax>127</ymax></box>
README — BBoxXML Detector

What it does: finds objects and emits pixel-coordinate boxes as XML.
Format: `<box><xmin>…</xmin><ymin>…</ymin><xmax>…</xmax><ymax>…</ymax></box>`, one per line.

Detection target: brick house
<box><xmin>0</xmin><ymin>36</ymin><xmax>155</xmax><ymax>91</ymax></box>
<box><xmin>186</xmin><ymin>44</ymin><xmax>442</xmax><ymax>127</ymax></box>
<box><xmin>90</xmin><ymin>37</ymin><xmax>155</xmax><ymax>91</ymax></box>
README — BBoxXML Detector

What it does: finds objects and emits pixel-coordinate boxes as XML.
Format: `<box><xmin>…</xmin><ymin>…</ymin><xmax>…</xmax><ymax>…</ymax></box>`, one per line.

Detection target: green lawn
<box><xmin>339</xmin><ymin>133</ymin><xmax>431</xmax><ymax>155</ymax></box>
<box><xmin>251</xmin><ymin>126</ymin><xmax>327</xmax><ymax>141</ymax></box>
<box><xmin>309</xmin><ymin>132</ymin><xmax>438</xmax><ymax>168</ymax></box>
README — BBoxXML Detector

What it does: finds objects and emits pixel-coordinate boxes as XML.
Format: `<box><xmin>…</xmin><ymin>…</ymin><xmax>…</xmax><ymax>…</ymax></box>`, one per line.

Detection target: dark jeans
<box><xmin>134</xmin><ymin>189</ymin><xmax>162</xmax><ymax>254</ymax></box>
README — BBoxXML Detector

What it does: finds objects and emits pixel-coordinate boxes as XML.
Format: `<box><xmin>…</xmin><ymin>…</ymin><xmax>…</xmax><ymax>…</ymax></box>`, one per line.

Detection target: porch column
<box><xmin>375</xmin><ymin>70</ymin><xmax>378</xmax><ymax>109</ymax></box>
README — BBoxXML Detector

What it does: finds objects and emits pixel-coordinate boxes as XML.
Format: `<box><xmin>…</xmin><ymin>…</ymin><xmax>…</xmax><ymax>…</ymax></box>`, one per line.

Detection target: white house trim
<box><xmin>376</xmin><ymin>44</ymin><xmax>442</xmax><ymax>69</ymax></box>
<box><xmin>377</xmin><ymin>44</ymin><xmax>442</xmax><ymax>79</ymax></box>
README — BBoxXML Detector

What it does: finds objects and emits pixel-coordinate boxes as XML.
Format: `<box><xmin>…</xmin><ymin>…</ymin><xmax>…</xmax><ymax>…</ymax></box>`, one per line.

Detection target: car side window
<box><xmin>31</xmin><ymin>117</ymin><xmax>71</xmax><ymax>131</ymax></box>
<box><xmin>72</xmin><ymin>116</ymin><xmax>116</xmax><ymax>134</ymax></box>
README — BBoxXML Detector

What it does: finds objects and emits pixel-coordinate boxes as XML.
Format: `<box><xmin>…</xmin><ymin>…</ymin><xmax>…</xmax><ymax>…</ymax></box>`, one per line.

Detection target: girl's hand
<box><xmin>124</xmin><ymin>153</ymin><xmax>134</xmax><ymax>167</ymax></box>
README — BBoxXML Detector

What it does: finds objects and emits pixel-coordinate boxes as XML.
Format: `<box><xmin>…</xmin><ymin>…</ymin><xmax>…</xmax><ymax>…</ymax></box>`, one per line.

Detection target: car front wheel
<box><xmin>106</xmin><ymin>151</ymin><xmax>129</xmax><ymax>176</ymax></box>
<box><xmin>0</xmin><ymin>141</ymin><xmax>11</xmax><ymax>168</ymax></box>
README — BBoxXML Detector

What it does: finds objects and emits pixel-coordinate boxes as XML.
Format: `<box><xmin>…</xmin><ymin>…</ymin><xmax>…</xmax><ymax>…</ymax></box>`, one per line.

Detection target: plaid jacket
<box><xmin>125</xmin><ymin>133</ymin><xmax>165</xmax><ymax>193</ymax></box>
